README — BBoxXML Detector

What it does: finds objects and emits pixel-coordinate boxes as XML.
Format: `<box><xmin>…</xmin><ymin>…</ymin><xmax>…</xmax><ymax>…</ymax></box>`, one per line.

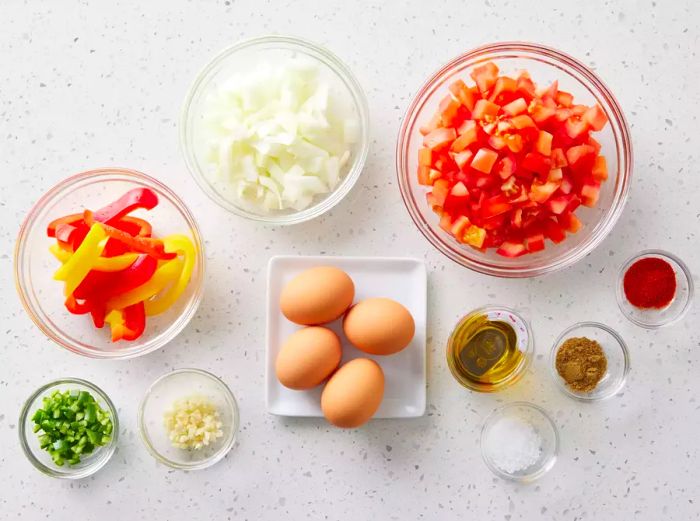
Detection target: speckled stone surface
<box><xmin>1</xmin><ymin>1</ymin><xmax>699</xmax><ymax>519</ymax></box>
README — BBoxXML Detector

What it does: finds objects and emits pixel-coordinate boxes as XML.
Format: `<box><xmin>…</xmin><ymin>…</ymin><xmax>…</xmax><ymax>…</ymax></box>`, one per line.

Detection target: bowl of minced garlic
<box><xmin>138</xmin><ymin>368</ymin><xmax>239</xmax><ymax>470</ymax></box>
<box><xmin>550</xmin><ymin>322</ymin><xmax>630</xmax><ymax>401</ymax></box>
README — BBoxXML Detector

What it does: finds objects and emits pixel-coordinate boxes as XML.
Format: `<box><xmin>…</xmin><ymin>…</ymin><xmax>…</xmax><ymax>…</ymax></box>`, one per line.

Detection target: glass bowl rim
<box><xmin>396</xmin><ymin>40</ymin><xmax>633</xmax><ymax>278</ymax></box>
<box><xmin>479</xmin><ymin>400</ymin><xmax>559</xmax><ymax>482</ymax></box>
<box><xmin>615</xmin><ymin>249</ymin><xmax>694</xmax><ymax>329</ymax></box>
<box><xmin>18</xmin><ymin>377</ymin><xmax>119</xmax><ymax>479</ymax></box>
<box><xmin>446</xmin><ymin>305</ymin><xmax>534</xmax><ymax>392</ymax></box>
<box><xmin>137</xmin><ymin>368</ymin><xmax>239</xmax><ymax>470</ymax></box>
<box><xmin>179</xmin><ymin>34</ymin><xmax>371</xmax><ymax>225</ymax></box>
<box><xmin>548</xmin><ymin>321</ymin><xmax>630</xmax><ymax>401</ymax></box>
<box><xmin>14</xmin><ymin>167</ymin><xmax>206</xmax><ymax>360</ymax></box>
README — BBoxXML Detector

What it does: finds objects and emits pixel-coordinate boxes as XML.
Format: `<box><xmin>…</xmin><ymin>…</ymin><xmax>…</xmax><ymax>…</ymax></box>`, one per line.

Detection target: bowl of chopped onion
<box><xmin>180</xmin><ymin>35</ymin><xmax>370</xmax><ymax>224</ymax></box>
<box><xmin>138</xmin><ymin>368</ymin><xmax>239</xmax><ymax>470</ymax></box>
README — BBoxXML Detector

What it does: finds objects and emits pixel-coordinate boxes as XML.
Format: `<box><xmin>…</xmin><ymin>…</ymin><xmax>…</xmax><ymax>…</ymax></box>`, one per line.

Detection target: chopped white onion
<box><xmin>201</xmin><ymin>58</ymin><xmax>358</xmax><ymax>213</ymax></box>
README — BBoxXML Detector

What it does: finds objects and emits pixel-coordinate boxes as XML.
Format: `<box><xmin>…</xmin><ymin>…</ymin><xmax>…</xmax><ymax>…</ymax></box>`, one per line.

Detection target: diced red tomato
<box><xmin>424</xmin><ymin>127</ymin><xmax>456</xmax><ymax>150</ymax></box>
<box><xmin>497</xmin><ymin>241</ymin><xmax>527</xmax><ymax>258</ymax></box>
<box><xmin>471</xmin><ymin>148</ymin><xmax>499</xmax><ymax>174</ymax></box>
<box><xmin>558</xmin><ymin>212</ymin><xmax>583</xmax><ymax>233</ymax></box>
<box><xmin>592</xmin><ymin>155</ymin><xmax>608</xmax><ymax>181</ymax></box>
<box><xmin>481</xmin><ymin>194</ymin><xmax>512</xmax><ymax>219</ymax></box>
<box><xmin>529</xmin><ymin>180</ymin><xmax>560</xmax><ymax>203</ymax></box>
<box><xmin>583</xmin><ymin>104</ymin><xmax>608</xmax><ymax>131</ymax></box>
<box><xmin>525</xmin><ymin>232</ymin><xmax>545</xmax><ymax>252</ymax></box>
<box><xmin>439</xmin><ymin>95</ymin><xmax>462</xmax><ymax>127</ymax></box>
<box><xmin>535</xmin><ymin>130</ymin><xmax>553</xmax><ymax>156</ymax></box>
<box><xmin>470</xmin><ymin>62</ymin><xmax>499</xmax><ymax>94</ymax></box>
<box><xmin>521</xmin><ymin>153</ymin><xmax>551</xmax><ymax>177</ymax></box>
<box><xmin>544</xmin><ymin>218</ymin><xmax>566</xmax><ymax>243</ymax></box>
<box><xmin>419</xmin><ymin>112</ymin><xmax>441</xmax><ymax>136</ymax></box>
<box><xmin>449</xmin><ymin>79</ymin><xmax>476</xmax><ymax>111</ymax></box>
<box><xmin>415</xmin><ymin>61</ymin><xmax>609</xmax><ymax>256</ymax></box>
<box><xmin>502</xmin><ymin>98</ymin><xmax>527</xmax><ymax>116</ymax></box>
<box><xmin>472</xmin><ymin>99</ymin><xmax>500</xmax><ymax>120</ymax></box>
<box><xmin>580</xmin><ymin>180</ymin><xmax>601</xmax><ymax>207</ymax></box>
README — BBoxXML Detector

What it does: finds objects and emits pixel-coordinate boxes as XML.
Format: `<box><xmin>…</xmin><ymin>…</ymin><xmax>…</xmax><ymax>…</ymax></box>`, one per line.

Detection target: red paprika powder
<box><xmin>623</xmin><ymin>257</ymin><xmax>676</xmax><ymax>309</ymax></box>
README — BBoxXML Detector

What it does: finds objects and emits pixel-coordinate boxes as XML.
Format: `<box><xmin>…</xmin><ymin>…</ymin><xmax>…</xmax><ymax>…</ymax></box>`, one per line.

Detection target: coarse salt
<box><xmin>485</xmin><ymin>415</ymin><xmax>542</xmax><ymax>474</ymax></box>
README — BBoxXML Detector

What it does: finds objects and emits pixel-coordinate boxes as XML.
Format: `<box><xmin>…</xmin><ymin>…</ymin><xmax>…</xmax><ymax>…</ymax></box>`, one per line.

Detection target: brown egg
<box><xmin>276</xmin><ymin>327</ymin><xmax>342</xmax><ymax>390</ymax></box>
<box><xmin>343</xmin><ymin>297</ymin><xmax>415</xmax><ymax>355</ymax></box>
<box><xmin>321</xmin><ymin>358</ymin><xmax>384</xmax><ymax>428</ymax></box>
<box><xmin>280</xmin><ymin>266</ymin><xmax>355</xmax><ymax>325</ymax></box>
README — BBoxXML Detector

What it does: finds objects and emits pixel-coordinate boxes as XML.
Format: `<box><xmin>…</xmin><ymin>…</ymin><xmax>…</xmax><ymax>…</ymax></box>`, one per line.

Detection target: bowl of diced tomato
<box><xmin>397</xmin><ymin>42</ymin><xmax>632</xmax><ymax>277</ymax></box>
<box><xmin>14</xmin><ymin>169</ymin><xmax>205</xmax><ymax>359</ymax></box>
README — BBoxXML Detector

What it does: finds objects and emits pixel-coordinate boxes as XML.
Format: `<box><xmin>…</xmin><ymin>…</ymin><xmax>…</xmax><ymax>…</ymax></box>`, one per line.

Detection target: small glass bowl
<box><xmin>19</xmin><ymin>378</ymin><xmax>119</xmax><ymax>479</ymax></box>
<box><xmin>180</xmin><ymin>35</ymin><xmax>370</xmax><ymax>225</ymax></box>
<box><xmin>480</xmin><ymin>402</ymin><xmax>558</xmax><ymax>482</ymax></box>
<box><xmin>138</xmin><ymin>369</ymin><xmax>239</xmax><ymax>470</ymax></box>
<box><xmin>397</xmin><ymin>41</ymin><xmax>632</xmax><ymax>277</ymax></box>
<box><xmin>14</xmin><ymin>168</ymin><xmax>205</xmax><ymax>359</ymax></box>
<box><xmin>446</xmin><ymin>306</ymin><xmax>533</xmax><ymax>392</ymax></box>
<box><xmin>616</xmin><ymin>250</ymin><xmax>693</xmax><ymax>329</ymax></box>
<box><xmin>549</xmin><ymin>322</ymin><xmax>630</xmax><ymax>401</ymax></box>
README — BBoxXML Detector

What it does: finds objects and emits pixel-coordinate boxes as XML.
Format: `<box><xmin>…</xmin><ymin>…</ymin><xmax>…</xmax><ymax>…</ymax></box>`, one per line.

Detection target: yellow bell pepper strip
<box><xmin>49</xmin><ymin>244</ymin><xmax>139</xmax><ymax>272</ymax></box>
<box><xmin>144</xmin><ymin>235</ymin><xmax>196</xmax><ymax>316</ymax></box>
<box><xmin>104</xmin><ymin>257</ymin><xmax>183</xmax><ymax>311</ymax></box>
<box><xmin>104</xmin><ymin>302</ymin><xmax>146</xmax><ymax>342</ymax></box>
<box><xmin>53</xmin><ymin>223</ymin><xmax>108</xmax><ymax>296</ymax></box>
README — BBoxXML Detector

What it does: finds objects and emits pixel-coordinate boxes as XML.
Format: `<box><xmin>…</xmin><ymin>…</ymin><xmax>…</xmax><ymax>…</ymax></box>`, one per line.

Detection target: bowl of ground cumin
<box><xmin>549</xmin><ymin>322</ymin><xmax>630</xmax><ymax>401</ymax></box>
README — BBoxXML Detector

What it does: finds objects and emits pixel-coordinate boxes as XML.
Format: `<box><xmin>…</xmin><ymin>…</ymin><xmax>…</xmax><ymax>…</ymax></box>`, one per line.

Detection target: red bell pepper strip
<box><xmin>83</xmin><ymin>210</ymin><xmax>176</xmax><ymax>260</ymax></box>
<box><xmin>47</xmin><ymin>213</ymin><xmax>84</xmax><ymax>238</ymax></box>
<box><xmin>73</xmin><ymin>270</ymin><xmax>115</xmax><ymax>300</ymax></box>
<box><xmin>105</xmin><ymin>302</ymin><xmax>146</xmax><ymax>342</ymax></box>
<box><xmin>102</xmin><ymin>216</ymin><xmax>153</xmax><ymax>257</ymax></box>
<box><xmin>99</xmin><ymin>254</ymin><xmax>158</xmax><ymax>298</ymax></box>
<box><xmin>91</xmin><ymin>307</ymin><xmax>106</xmax><ymax>329</ymax></box>
<box><xmin>64</xmin><ymin>295</ymin><xmax>92</xmax><ymax>315</ymax></box>
<box><xmin>92</xmin><ymin>188</ymin><xmax>158</xmax><ymax>225</ymax></box>
<box><xmin>55</xmin><ymin>223</ymin><xmax>89</xmax><ymax>252</ymax></box>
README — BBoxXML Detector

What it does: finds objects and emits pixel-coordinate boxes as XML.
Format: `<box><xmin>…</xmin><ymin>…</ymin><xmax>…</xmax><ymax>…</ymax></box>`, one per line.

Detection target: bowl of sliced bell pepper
<box><xmin>14</xmin><ymin>168</ymin><xmax>205</xmax><ymax>359</ymax></box>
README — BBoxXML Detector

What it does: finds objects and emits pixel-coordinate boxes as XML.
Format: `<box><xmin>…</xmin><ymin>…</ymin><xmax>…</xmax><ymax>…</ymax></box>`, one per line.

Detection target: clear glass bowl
<box><xmin>180</xmin><ymin>35</ymin><xmax>370</xmax><ymax>225</ymax></box>
<box><xmin>138</xmin><ymin>369</ymin><xmax>239</xmax><ymax>470</ymax></box>
<box><xmin>616</xmin><ymin>249</ymin><xmax>693</xmax><ymax>329</ymax></box>
<box><xmin>549</xmin><ymin>322</ymin><xmax>630</xmax><ymax>401</ymax></box>
<box><xmin>396</xmin><ymin>41</ymin><xmax>633</xmax><ymax>278</ymax></box>
<box><xmin>480</xmin><ymin>402</ymin><xmax>558</xmax><ymax>482</ymax></box>
<box><xmin>14</xmin><ymin>168</ymin><xmax>205</xmax><ymax>359</ymax></box>
<box><xmin>446</xmin><ymin>306</ymin><xmax>533</xmax><ymax>392</ymax></box>
<box><xmin>19</xmin><ymin>378</ymin><xmax>119</xmax><ymax>479</ymax></box>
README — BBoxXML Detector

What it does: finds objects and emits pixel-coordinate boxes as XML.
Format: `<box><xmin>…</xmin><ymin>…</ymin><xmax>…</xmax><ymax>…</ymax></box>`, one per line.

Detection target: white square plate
<box><xmin>266</xmin><ymin>256</ymin><xmax>427</xmax><ymax>418</ymax></box>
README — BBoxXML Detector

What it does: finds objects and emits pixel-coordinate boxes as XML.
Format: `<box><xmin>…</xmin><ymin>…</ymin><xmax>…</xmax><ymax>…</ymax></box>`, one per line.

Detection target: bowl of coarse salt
<box><xmin>480</xmin><ymin>402</ymin><xmax>559</xmax><ymax>482</ymax></box>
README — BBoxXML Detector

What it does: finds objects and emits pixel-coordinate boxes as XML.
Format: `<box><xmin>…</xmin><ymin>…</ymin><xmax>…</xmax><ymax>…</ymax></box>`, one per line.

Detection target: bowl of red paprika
<box><xmin>616</xmin><ymin>249</ymin><xmax>693</xmax><ymax>329</ymax></box>
<box><xmin>14</xmin><ymin>168</ymin><xmax>205</xmax><ymax>359</ymax></box>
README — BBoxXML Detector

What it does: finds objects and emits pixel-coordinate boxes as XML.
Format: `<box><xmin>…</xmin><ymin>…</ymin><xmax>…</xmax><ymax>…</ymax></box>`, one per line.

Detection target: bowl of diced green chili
<box><xmin>19</xmin><ymin>378</ymin><xmax>118</xmax><ymax>479</ymax></box>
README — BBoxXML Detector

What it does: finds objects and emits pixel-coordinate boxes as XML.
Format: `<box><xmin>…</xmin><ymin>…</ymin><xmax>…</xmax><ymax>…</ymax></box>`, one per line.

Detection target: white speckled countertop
<box><xmin>1</xmin><ymin>1</ymin><xmax>698</xmax><ymax>519</ymax></box>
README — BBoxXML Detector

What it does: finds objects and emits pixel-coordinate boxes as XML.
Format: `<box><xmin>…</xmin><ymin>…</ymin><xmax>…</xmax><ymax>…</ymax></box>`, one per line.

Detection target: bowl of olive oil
<box><xmin>446</xmin><ymin>306</ymin><xmax>533</xmax><ymax>392</ymax></box>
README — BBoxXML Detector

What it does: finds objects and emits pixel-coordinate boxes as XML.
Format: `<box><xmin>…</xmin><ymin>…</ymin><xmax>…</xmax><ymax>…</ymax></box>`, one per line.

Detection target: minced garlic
<box><xmin>163</xmin><ymin>395</ymin><xmax>224</xmax><ymax>450</ymax></box>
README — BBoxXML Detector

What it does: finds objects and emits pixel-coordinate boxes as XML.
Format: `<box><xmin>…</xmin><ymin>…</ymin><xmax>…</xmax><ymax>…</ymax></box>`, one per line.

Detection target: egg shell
<box><xmin>275</xmin><ymin>327</ymin><xmax>342</xmax><ymax>390</ymax></box>
<box><xmin>280</xmin><ymin>266</ymin><xmax>355</xmax><ymax>325</ymax></box>
<box><xmin>343</xmin><ymin>297</ymin><xmax>415</xmax><ymax>355</ymax></box>
<box><xmin>321</xmin><ymin>358</ymin><xmax>385</xmax><ymax>428</ymax></box>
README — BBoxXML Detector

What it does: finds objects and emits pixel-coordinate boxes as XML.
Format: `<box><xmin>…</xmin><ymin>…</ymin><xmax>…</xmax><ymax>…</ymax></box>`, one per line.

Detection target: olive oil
<box><xmin>447</xmin><ymin>312</ymin><xmax>526</xmax><ymax>391</ymax></box>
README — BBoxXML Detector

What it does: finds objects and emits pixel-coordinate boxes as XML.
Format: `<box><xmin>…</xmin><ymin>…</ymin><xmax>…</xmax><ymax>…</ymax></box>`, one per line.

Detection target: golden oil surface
<box><xmin>449</xmin><ymin>314</ymin><xmax>524</xmax><ymax>388</ymax></box>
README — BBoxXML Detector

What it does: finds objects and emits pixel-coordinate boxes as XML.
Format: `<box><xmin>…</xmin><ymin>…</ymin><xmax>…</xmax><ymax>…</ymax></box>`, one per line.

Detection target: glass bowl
<box><xmin>19</xmin><ymin>378</ymin><xmax>119</xmax><ymax>479</ymax></box>
<box><xmin>616</xmin><ymin>249</ymin><xmax>693</xmax><ymax>329</ymax></box>
<box><xmin>14</xmin><ymin>168</ymin><xmax>205</xmax><ymax>359</ymax></box>
<box><xmin>446</xmin><ymin>306</ymin><xmax>533</xmax><ymax>392</ymax></box>
<box><xmin>180</xmin><ymin>35</ymin><xmax>370</xmax><ymax>225</ymax></box>
<box><xmin>549</xmin><ymin>322</ymin><xmax>630</xmax><ymax>401</ymax></box>
<box><xmin>397</xmin><ymin>41</ymin><xmax>632</xmax><ymax>278</ymax></box>
<box><xmin>138</xmin><ymin>368</ymin><xmax>239</xmax><ymax>470</ymax></box>
<box><xmin>480</xmin><ymin>402</ymin><xmax>558</xmax><ymax>482</ymax></box>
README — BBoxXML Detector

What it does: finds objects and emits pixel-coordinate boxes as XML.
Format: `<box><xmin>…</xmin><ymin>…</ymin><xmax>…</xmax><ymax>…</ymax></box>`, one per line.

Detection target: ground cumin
<box><xmin>555</xmin><ymin>337</ymin><xmax>607</xmax><ymax>392</ymax></box>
